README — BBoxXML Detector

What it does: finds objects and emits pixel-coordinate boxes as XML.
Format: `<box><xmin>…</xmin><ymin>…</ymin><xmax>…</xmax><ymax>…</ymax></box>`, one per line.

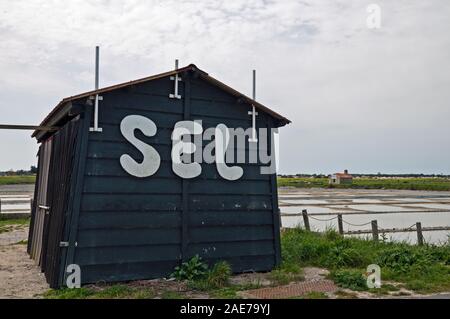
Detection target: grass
<box><xmin>44</xmin><ymin>285</ymin><xmax>156</xmax><ymax>299</ymax></box>
<box><xmin>278</xmin><ymin>177</ymin><xmax>450</xmax><ymax>191</ymax></box>
<box><xmin>0</xmin><ymin>218</ymin><xmax>30</xmax><ymax>233</ymax></box>
<box><xmin>281</xmin><ymin>228</ymin><xmax>450</xmax><ymax>294</ymax></box>
<box><xmin>44</xmin><ymin>228</ymin><xmax>450</xmax><ymax>298</ymax></box>
<box><xmin>0</xmin><ymin>175</ymin><xmax>36</xmax><ymax>185</ymax></box>
<box><xmin>301</xmin><ymin>291</ymin><xmax>329</xmax><ymax>299</ymax></box>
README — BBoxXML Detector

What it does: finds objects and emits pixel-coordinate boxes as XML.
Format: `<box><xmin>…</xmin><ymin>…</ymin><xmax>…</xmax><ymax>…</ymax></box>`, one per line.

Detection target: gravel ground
<box><xmin>0</xmin><ymin>226</ymin><xmax>48</xmax><ymax>299</ymax></box>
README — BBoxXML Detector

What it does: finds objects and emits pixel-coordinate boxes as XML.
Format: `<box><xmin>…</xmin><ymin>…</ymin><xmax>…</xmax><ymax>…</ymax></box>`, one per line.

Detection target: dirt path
<box><xmin>0</xmin><ymin>227</ymin><xmax>48</xmax><ymax>299</ymax></box>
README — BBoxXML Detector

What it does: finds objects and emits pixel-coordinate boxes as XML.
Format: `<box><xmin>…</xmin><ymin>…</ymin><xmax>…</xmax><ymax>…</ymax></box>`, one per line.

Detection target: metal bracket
<box><xmin>248</xmin><ymin>107</ymin><xmax>258</xmax><ymax>143</ymax></box>
<box><xmin>59</xmin><ymin>241</ymin><xmax>69</xmax><ymax>248</ymax></box>
<box><xmin>39</xmin><ymin>205</ymin><xmax>50</xmax><ymax>210</ymax></box>
<box><xmin>89</xmin><ymin>95</ymin><xmax>103</xmax><ymax>132</ymax></box>
<box><xmin>169</xmin><ymin>75</ymin><xmax>182</xmax><ymax>99</ymax></box>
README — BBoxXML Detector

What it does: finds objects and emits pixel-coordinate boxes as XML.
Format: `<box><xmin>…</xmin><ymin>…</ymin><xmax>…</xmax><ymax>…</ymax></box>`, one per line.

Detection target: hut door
<box><xmin>29</xmin><ymin>137</ymin><xmax>53</xmax><ymax>265</ymax></box>
<box><xmin>41</xmin><ymin>118</ymin><xmax>80</xmax><ymax>287</ymax></box>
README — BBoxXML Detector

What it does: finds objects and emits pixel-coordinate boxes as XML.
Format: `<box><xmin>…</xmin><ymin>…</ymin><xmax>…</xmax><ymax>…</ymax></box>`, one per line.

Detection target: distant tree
<box><xmin>30</xmin><ymin>166</ymin><xmax>38</xmax><ymax>174</ymax></box>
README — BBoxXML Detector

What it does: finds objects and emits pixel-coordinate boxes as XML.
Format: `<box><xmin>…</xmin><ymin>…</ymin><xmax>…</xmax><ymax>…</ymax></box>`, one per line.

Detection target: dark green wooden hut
<box><xmin>28</xmin><ymin>64</ymin><xmax>290</xmax><ymax>288</ymax></box>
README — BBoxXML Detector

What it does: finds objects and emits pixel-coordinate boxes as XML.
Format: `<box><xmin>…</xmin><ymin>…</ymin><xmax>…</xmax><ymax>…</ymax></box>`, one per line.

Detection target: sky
<box><xmin>0</xmin><ymin>0</ymin><xmax>449</xmax><ymax>174</ymax></box>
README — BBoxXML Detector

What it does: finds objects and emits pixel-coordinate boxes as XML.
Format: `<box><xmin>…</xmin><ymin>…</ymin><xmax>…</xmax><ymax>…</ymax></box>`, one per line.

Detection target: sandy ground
<box><xmin>0</xmin><ymin>226</ymin><xmax>48</xmax><ymax>299</ymax></box>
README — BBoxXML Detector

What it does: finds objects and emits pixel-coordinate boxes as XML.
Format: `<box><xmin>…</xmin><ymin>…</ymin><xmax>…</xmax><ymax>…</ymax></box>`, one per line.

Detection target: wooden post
<box><xmin>302</xmin><ymin>209</ymin><xmax>310</xmax><ymax>231</ymax></box>
<box><xmin>30</xmin><ymin>197</ymin><xmax>33</xmax><ymax>212</ymax></box>
<box><xmin>416</xmin><ymin>222</ymin><xmax>424</xmax><ymax>246</ymax></box>
<box><xmin>278</xmin><ymin>208</ymin><xmax>282</xmax><ymax>228</ymax></box>
<box><xmin>337</xmin><ymin>214</ymin><xmax>344</xmax><ymax>235</ymax></box>
<box><xmin>0</xmin><ymin>198</ymin><xmax>2</xmax><ymax>213</ymax></box>
<box><xmin>371</xmin><ymin>220</ymin><xmax>379</xmax><ymax>242</ymax></box>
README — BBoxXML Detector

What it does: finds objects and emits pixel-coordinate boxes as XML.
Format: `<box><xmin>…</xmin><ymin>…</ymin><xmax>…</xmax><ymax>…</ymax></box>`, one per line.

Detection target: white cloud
<box><xmin>0</xmin><ymin>0</ymin><xmax>449</xmax><ymax>173</ymax></box>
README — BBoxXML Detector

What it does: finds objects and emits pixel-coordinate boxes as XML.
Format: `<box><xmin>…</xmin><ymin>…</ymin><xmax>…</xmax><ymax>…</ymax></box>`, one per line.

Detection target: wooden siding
<box><xmin>71</xmin><ymin>73</ymin><xmax>280</xmax><ymax>284</ymax></box>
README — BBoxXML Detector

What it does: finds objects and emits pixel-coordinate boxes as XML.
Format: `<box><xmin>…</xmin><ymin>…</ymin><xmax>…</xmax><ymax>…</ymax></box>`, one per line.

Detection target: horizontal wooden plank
<box><xmin>189</xmin><ymin>225</ymin><xmax>274</xmax><ymax>243</ymax></box>
<box><xmin>188</xmin><ymin>194</ymin><xmax>272</xmax><ymax>211</ymax></box>
<box><xmin>103</xmin><ymin>86</ymin><xmax>184</xmax><ymax>114</ymax></box>
<box><xmin>80</xmin><ymin>194</ymin><xmax>181</xmax><ymax>212</ymax></box>
<box><xmin>187</xmin><ymin>240</ymin><xmax>275</xmax><ymax>259</ymax></box>
<box><xmin>191</xmin><ymin>78</ymin><xmax>235</xmax><ymax>103</ymax></box>
<box><xmin>85</xmin><ymin>158</ymin><xmax>178</xmax><ymax>179</ymax></box>
<box><xmin>80</xmin><ymin>260</ymin><xmax>180</xmax><ymax>284</ymax></box>
<box><xmin>189</xmin><ymin>179</ymin><xmax>271</xmax><ymax>195</ymax></box>
<box><xmin>189</xmin><ymin>210</ymin><xmax>273</xmax><ymax>226</ymax></box>
<box><xmin>87</xmin><ymin>140</ymin><xmax>172</xmax><ymax>161</ymax></box>
<box><xmin>83</xmin><ymin>176</ymin><xmax>182</xmax><ymax>194</ymax></box>
<box><xmin>129</xmin><ymin>77</ymin><xmax>185</xmax><ymax>98</ymax></box>
<box><xmin>98</xmin><ymin>107</ymin><xmax>183</xmax><ymax>129</ymax></box>
<box><xmin>76</xmin><ymin>244</ymin><xmax>181</xmax><ymax>266</ymax></box>
<box><xmin>83</xmin><ymin>176</ymin><xmax>269</xmax><ymax>195</ymax></box>
<box><xmin>78</xmin><ymin>211</ymin><xmax>181</xmax><ymax>230</ymax></box>
<box><xmin>77</xmin><ymin>228</ymin><xmax>181</xmax><ymax>248</ymax></box>
<box><xmin>190</xmin><ymin>99</ymin><xmax>267</xmax><ymax>122</ymax></box>
<box><xmin>89</xmin><ymin>124</ymin><xmax>174</xmax><ymax>144</ymax></box>
<box><xmin>84</xmin><ymin>158</ymin><xmax>270</xmax><ymax>181</ymax></box>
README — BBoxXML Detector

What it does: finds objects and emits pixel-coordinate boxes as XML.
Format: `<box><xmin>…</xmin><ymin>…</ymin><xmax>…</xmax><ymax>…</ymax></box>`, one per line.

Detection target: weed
<box><xmin>206</xmin><ymin>261</ymin><xmax>232</xmax><ymax>289</ymax></box>
<box><xmin>171</xmin><ymin>255</ymin><xmax>208</xmax><ymax>281</ymax></box>
<box><xmin>330</xmin><ymin>269</ymin><xmax>368</xmax><ymax>291</ymax></box>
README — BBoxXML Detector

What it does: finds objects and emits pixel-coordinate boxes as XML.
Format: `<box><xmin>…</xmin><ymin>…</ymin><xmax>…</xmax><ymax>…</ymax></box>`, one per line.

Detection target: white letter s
<box><xmin>120</xmin><ymin>115</ymin><xmax>161</xmax><ymax>178</ymax></box>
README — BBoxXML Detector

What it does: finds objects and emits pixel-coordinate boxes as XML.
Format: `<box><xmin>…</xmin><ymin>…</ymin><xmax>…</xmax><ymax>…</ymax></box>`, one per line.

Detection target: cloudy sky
<box><xmin>0</xmin><ymin>0</ymin><xmax>449</xmax><ymax>174</ymax></box>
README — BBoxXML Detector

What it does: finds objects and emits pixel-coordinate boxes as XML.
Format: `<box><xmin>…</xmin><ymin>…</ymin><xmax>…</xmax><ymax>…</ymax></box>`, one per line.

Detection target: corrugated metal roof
<box><xmin>33</xmin><ymin>64</ymin><xmax>291</xmax><ymax>138</ymax></box>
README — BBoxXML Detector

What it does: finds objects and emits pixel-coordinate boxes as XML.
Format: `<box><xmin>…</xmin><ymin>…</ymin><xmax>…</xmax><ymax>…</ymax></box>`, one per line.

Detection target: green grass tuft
<box><xmin>0</xmin><ymin>175</ymin><xmax>36</xmax><ymax>185</ymax></box>
<box><xmin>281</xmin><ymin>228</ymin><xmax>450</xmax><ymax>293</ymax></box>
<box><xmin>278</xmin><ymin>177</ymin><xmax>450</xmax><ymax>191</ymax></box>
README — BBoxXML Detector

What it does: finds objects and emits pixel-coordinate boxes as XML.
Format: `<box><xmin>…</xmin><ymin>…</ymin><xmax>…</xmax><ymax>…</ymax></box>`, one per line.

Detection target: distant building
<box><xmin>329</xmin><ymin>170</ymin><xmax>353</xmax><ymax>185</ymax></box>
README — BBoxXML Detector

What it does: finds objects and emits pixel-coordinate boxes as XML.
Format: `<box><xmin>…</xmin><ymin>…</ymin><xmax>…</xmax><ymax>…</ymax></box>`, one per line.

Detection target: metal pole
<box><xmin>0</xmin><ymin>124</ymin><xmax>58</xmax><ymax>131</ymax></box>
<box><xmin>95</xmin><ymin>46</ymin><xmax>100</xmax><ymax>90</ymax></box>
<box><xmin>248</xmin><ymin>70</ymin><xmax>258</xmax><ymax>142</ymax></box>
<box><xmin>90</xmin><ymin>46</ymin><xmax>102</xmax><ymax>132</ymax></box>
<box><xmin>252</xmin><ymin>69</ymin><xmax>256</xmax><ymax>100</ymax></box>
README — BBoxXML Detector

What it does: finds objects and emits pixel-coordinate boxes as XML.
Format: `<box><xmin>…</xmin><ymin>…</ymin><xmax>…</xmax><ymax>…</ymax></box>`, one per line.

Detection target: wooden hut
<box><xmin>27</xmin><ymin>64</ymin><xmax>291</xmax><ymax>288</ymax></box>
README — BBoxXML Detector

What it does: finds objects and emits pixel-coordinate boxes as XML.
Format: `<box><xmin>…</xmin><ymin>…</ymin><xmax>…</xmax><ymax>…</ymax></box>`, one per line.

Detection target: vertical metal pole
<box><xmin>95</xmin><ymin>46</ymin><xmax>100</xmax><ymax>90</ymax></box>
<box><xmin>338</xmin><ymin>214</ymin><xmax>344</xmax><ymax>235</ymax></box>
<box><xmin>90</xmin><ymin>46</ymin><xmax>102</xmax><ymax>132</ymax></box>
<box><xmin>94</xmin><ymin>46</ymin><xmax>100</xmax><ymax>131</ymax></box>
<box><xmin>174</xmin><ymin>59</ymin><xmax>179</xmax><ymax>96</ymax></box>
<box><xmin>0</xmin><ymin>198</ymin><xmax>2</xmax><ymax>213</ymax></box>
<box><xmin>249</xmin><ymin>70</ymin><xmax>258</xmax><ymax>142</ymax></box>
<box><xmin>302</xmin><ymin>209</ymin><xmax>310</xmax><ymax>231</ymax></box>
<box><xmin>416</xmin><ymin>222</ymin><xmax>424</xmax><ymax>246</ymax></box>
<box><xmin>252</xmin><ymin>69</ymin><xmax>256</xmax><ymax>100</ymax></box>
<box><xmin>371</xmin><ymin>220</ymin><xmax>379</xmax><ymax>242</ymax></box>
